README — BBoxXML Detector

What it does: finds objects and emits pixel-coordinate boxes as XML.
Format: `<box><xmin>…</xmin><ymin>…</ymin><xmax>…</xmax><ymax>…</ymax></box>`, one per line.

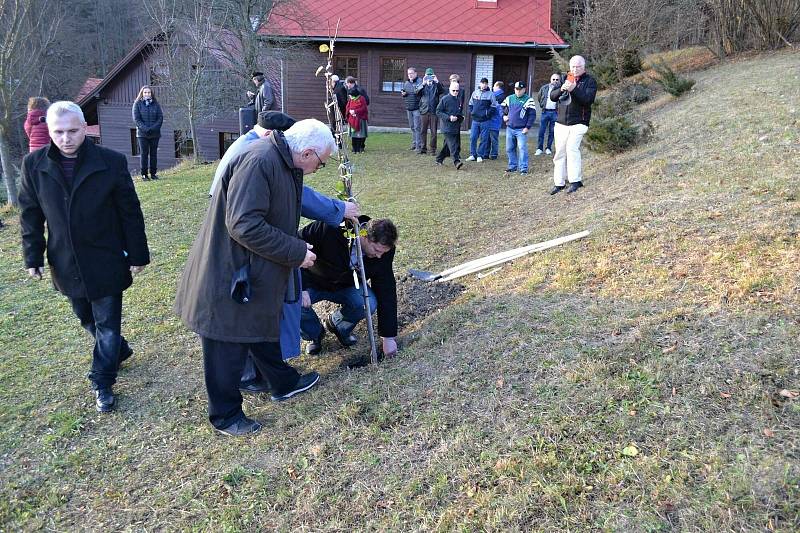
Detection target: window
<box><xmin>218</xmin><ymin>132</ymin><xmax>238</xmax><ymax>158</ymax></box>
<box><xmin>150</xmin><ymin>61</ymin><xmax>169</xmax><ymax>86</ymax></box>
<box><xmin>381</xmin><ymin>58</ymin><xmax>406</xmax><ymax>92</ymax></box>
<box><xmin>174</xmin><ymin>130</ymin><xmax>194</xmax><ymax>159</ymax></box>
<box><xmin>130</xmin><ymin>129</ymin><xmax>140</xmax><ymax>155</ymax></box>
<box><xmin>333</xmin><ymin>56</ymin><xmax>359</xmax><ymax>80</ymax></box>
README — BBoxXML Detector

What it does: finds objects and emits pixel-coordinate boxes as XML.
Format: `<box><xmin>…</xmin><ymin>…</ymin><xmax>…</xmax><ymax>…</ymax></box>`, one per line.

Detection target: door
<box><xmin>493</xmin><ymin>55</ymin><xmax>529</xmax><ymax>102</ymax></box>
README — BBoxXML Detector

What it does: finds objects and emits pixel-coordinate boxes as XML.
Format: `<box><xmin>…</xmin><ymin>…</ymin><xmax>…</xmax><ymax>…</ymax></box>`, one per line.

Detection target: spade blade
<box><xmin>408</xmin><ymin>268</ymin><xmax>441</xmax><ymax>282</ymax></box>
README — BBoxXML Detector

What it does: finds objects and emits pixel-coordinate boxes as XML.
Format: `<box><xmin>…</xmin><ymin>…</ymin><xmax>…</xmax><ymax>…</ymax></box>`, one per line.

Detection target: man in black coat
<box><xmin>299</xmin><ymin>217</ymin><xmax>399</xmax><ymax>358</ymax></box>
<box><xmin>18</xmin><ymin>101</ymin><xmax>150</xmax><ymax>413</ymax></box>
<box><xmin>247</xmin><ymin>71</ymin><xmax>278</xmax><ymax>113</ymax></box>
<box><xmin>435</xmin><ymin>82</ymin><xmax>465</xmax><ymax>169</ymax></box>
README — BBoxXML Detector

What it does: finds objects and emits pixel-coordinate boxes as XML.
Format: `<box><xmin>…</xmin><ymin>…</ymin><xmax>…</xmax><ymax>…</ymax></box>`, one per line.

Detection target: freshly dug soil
<box><xmin>395</xmin><ymin>274</ymin><xmax>465</xmax><ymax>329</ymax></box>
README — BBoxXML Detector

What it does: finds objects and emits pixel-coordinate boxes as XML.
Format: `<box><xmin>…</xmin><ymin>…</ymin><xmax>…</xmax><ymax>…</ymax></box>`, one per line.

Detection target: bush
<box><xmin>586</xmin><ymin>115</ymin><xmax>654</xmax><ymax>153</ymax></box>
<box><xmin>617</xmin><ymin>48</ymin><xmax>643</xmax><ymax>78</ymax></box>
<box><xmin>651</xmin><ymin>60</ymin><xmax>695</xmax><ymax>97</ymax></box>
<box><xmin>619</xmin><ymin>82</ymin><xmax>651</xmax><ymax>105</ymax></box>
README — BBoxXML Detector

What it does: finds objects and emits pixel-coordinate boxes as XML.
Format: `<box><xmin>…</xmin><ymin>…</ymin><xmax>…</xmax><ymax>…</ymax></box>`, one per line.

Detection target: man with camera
<box><xmin>549</xmin><ymin>56</ymin><xmax>597</xmax><ymax>195</ymax></box>
<box><xmin>400</xmin><ymin>67</ymin><xmax>424</xmax><ymax>153</ymax></box>
<box><xmin>418</xmin><ymin>68</ymin><xmax>445</xmax><ymax>155</ymax></box>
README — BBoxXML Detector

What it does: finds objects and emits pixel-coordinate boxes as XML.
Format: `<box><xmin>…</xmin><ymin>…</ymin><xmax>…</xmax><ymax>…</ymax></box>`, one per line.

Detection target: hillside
<box><xmin>1</xmin><ymin>50</ymin><xmax>798</xmax><ymax>531</ymax></box>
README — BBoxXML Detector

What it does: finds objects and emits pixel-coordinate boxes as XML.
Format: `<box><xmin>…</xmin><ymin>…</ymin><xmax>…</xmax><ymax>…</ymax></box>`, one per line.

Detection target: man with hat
<box><xmin>418</xmin><ymin>68</ymin><xmax>445</xmax><ymax>154</ymax></box>
<box><xmin>246</xmin><ymin>71</ymin><xmax>278</xmax><ymax>113</ymax></box>
<box><xmin>501</xmin><ymin>81</ymin><xmax>537</xmax><ymax>175</ymax></box>
<box><xmin>466</xmin><ymin>77</ymin><xmax>499</xmax><ymax>163</ymax></box>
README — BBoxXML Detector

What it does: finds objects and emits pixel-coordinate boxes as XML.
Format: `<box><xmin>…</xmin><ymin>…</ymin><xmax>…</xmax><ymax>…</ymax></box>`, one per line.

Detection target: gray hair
<box><xmin>46</xmin><ymin>101</ymin><xmax>85</xmax><ymax>125</ymax></box>
<box><xmin>284</xmin><ymin>119</ymin><xmax>337</xmax><ymax>155</ymax></box>
<box><xmin>569</xmin><ymin>55</ymin><xmax>586</xmax><ymax>67</ymax></box>
<box><xmin>449</xmin><ymin>82</ymin><xmax>460</xmax><ymax>91</ymax></box>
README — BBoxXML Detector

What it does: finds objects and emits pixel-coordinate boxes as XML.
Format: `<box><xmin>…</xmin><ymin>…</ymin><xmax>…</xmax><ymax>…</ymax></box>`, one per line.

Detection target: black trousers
<box><xmin>137</xmin><ymin>136</ymin><xmax>160</xmax><ymax>176</ymax></box>
<box><xmin>200</xmin><ymin>337</ymin><xmax>301</xmax><ymax>429</ymax></box>
<box><xmin>69</xmin><ymin>293</ymin><xmax>126</xmax><ymax>389</ymax></box>
<box><xmin>436</xmin><ymin>133</ymin><xmax>461</xmax><ymax>164</ymax></box>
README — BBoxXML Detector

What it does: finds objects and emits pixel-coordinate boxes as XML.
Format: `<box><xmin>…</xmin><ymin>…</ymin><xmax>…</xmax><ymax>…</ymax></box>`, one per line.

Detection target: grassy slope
<box><xmin>1</xmin><ymin>50</ymin><xmax>799</xmax><ymax>531</ymax></box>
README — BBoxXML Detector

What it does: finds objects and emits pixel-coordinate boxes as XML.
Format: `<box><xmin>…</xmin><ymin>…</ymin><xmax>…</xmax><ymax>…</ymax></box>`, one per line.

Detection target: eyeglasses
<box><xmin>312</xmin><ymin>150</ymin><xmax>325</xmax><ymax>169</ymax></box>
<box><xmin>551</xmin><ymin>78</ymin><xmax>560</xmax><ymax>82</ymax></box>
<box><xmin>450</xmin><ymin>89</ymin><xmax>459</xmax><ymax>93</ymax></box>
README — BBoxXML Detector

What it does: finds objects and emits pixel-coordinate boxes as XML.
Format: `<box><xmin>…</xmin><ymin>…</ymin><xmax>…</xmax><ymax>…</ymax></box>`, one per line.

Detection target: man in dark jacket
<box><xmin>344</xmin><ymin>76</ymin><xmax>369</xmax><ymax>104</ymax></box>
<box><xmin>549</xmin><ymin>56</ymin><xmax>597</xmax><ymax>195</ymax></box>
<box><xmin>419</xmin><ymin>68</ymin><xmax>445</xmax><ymax>154</ymax></box>
<box><xmin>400</xmin><ymin>67</ymin><xmax>424</xmax><ymax>152</ymax></box>
<box><xmin>467</xmin><ymin>77</ymin><xmax>499</xmax><ymax>162</ymax></box>
<box><xmin>299</xmin><ymin>218</ymin><xmax>399</xmax><ymax>358</ymax></box>
<box><xmin>435</xmin><ymin>82</ymin><xmax>465</xmax><ymax>169</ymax></box>
<box><xmin>247</xmin><ymin>71</ymin><xmax>278</xmax><ymax>113</ymax></box>
<box><xmin>174</xmin><ymin>119</ymin><xmax>333</xmax><ymax>436</ymax></box>
<box><xmin>536</xmin><ymin>73</ymin><xmax>560</xmax><ymax>156</ymax></box>
<box><xmin>19</xmin><ymin>101</ymin><xmax>150</xmax><ymax>413</ymax></box>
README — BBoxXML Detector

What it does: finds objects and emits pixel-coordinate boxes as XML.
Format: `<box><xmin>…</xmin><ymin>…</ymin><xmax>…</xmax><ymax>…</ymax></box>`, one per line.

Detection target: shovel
<box><xmin>409</xmin><ymin>230</ymin><xmax>590</xmax><ymax>282</ymax></box>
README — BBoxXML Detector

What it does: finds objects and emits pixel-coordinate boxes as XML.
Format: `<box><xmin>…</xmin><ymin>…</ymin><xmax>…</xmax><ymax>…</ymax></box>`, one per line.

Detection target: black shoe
<box><xmin>506</xmin><ymin>168</ymin><xmax>517</xmax><ymax>173</ymax></box>
<box><xmin>120</xmin><ymin>345</ymin><xmax>133</xmax><ymax>363</ymax></box>
<box><xmin>434</xmin><ymin>161</ymin><xmax>443</xmax><ymax>166</ymax></box>
<box><xmin>549</xmin><ymin>185</ymin><xmax>565</xmax><ymax>195</ymax></box>
<box><xmin>419</xmin><ymin>150</ymin><xmax>427</xmax><ymax>154</ymax></box>
<box><xmin>305</xmin><ymin>330</ymin><xmax>325</xmax><ymax>355</ymax></box>
<box><xmin>271</xmin><ymin>372</ymin><xmax>320</xmax><ymax>402</ymax></box>
<box><xmin>217</xmin><ymin>416</ymin><xmax>262</xmax><ymax>436</ymax></box>
<box><xmin>141</xmin><ymin>174</ymin><xmax>151</xmax><ymax>181</ymax></box>
<box><xmin>95</xmin><ymin>388</ymin><xmax>115</xmax><ymax>412</ymax></box>
<box><xmin>520</xmin><ymin>170</ymin><xmax>529</xmax><ymax>175</ymax></box>
<box><xmin>324</xmin><ymin>316</ymin><xmax>357</xmax><ymax>347</ymax></box>
<box><xmin>455</xmin><ymin>161</ymin><xmax>463</xmax><ymax>170</ymax></box>
<box><xmin>566</xmin><ymin>181</ymin><xmax>583</xmax><ymax>193</ymax></box>
<box><xmin>489</xmin><ymin>156</ymin><xmax>498</xmax><ymax>160</ymax></box>
<box><xmin>239</xmin><ymin>380</ymin><xmax>271</xmax><ymax>394</ymax></box>
<box><xmin>150</xmin><ymin>174</ymin><xmax>159</xmax><ymax>180</ymax></box>
<box><xmin>409</xmin><ymin>147</ymin><xmax>417</xmax><ymax>151</ymax></box>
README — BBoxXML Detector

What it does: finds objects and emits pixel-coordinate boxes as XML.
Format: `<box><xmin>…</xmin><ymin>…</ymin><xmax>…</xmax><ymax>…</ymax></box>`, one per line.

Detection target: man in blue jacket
<box><xmin>466</xmin><ymin>77</ymin><xmax>499</xmax><ymax>162</ymax></box>
<box><xmin>501</xmin><ymin>81</ymin><xmax>537</xmax><ymax>175</ymax></box>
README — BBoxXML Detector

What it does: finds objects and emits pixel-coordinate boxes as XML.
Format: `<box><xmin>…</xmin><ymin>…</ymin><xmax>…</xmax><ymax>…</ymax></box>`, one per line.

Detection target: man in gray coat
<box><xmin>174</xmin><ymin>119</ymin><xmax>335</xmax><ymax>436</ymax></box>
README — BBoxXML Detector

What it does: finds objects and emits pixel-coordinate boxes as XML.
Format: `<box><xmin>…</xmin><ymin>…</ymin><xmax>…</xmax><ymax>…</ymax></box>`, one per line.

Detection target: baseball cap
<box><xmin>514</xmin><ymin>81</ymin><xmax>526</xmax><ymax>89</ymax></box>
<box><xmin>425</xmin><ymin>68</ymin><xmax>434</xmax><ymax>75</ymax></box>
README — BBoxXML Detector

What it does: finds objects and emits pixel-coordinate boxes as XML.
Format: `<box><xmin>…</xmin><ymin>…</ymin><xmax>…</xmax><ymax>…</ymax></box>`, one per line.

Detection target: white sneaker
<box><xmin>466</xmin><ymin>156</ymin><xmax>476</xmax><ymax>162</ymax></box>
<box><xmin>545</xmin><ymin>149</ymin><xmax>552</xmax><ymax>155</ymax></box>
<box><xmin>476</xmin><ymin>157</ymin><xmax>483</xmax><ymax>162</ymax></box>
<box><xmin>535</xmin><ymin>149</ymin><xmax>543</xmax><ymax>156</ymax></box>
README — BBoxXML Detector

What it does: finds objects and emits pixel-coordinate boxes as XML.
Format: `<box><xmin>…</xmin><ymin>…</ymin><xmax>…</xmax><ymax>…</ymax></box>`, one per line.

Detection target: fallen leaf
<box><xmin>662</xmin><ymin>344</ymin><xmax>677</xmax><ymax>354</ymax></box>
<box><xmin>763</xmin><ymin>428</ymin><xmax>774</xmax><ymax>438</ymax></box>
<box><xmin>720</xmin><ymin>392</ymin><xmax>732</xmax><ymax>398</ymax></box>
<box><xmin>496</xmin><ymin>378</ymin><xmax>504</xmax><ymax>388</ymax></box>
<box><xmin>778</xmin><ymin>389</ymin><xmax>799</xmax><ymax>399</ymax></box>
<box><xmin>622</xmin><ymin>445</ymin><xmax>639</xmax><ymax>457</ymax></box>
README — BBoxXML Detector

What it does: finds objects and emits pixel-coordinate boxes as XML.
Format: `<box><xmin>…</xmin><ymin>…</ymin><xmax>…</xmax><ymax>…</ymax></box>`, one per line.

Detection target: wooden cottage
<box><xmin>78</xmin><ymin>0</ymin><xmax>564</xmax><ymax>171</ymax></box>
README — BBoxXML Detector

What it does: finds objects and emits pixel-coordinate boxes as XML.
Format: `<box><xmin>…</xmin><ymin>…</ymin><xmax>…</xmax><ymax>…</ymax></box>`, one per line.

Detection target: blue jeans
<box><xmin>469</xmin><ymin>120</ymin><xmax>491</xmax><ymax>158</ymax></box>
<box><xmin>538</xmin><ymin>110</ymin><xmax>557</xmax><ymax>151</ymax></box>
<box><xmin>69</xmin><ymin>293</ymin><xmax>125</xmax><ymax>389</ymax></box>
<box><xmin>506</xmin><ymin>127</ymin><xmax>529</xmax><ymax>171</ymax></box>
<box><xmin>300</xmin><ymin>285</ymin><xmax>377</xmax><ymax>340</ymax></box>
<box><xmin>407</xmin><ymin>109</ymin><xmax>422</xmax><ymax>150</ymax></box>
<box><xmin>488</xmin><ymin>128</ymin><xmax>500</xmax><ymax>158</ymax></box>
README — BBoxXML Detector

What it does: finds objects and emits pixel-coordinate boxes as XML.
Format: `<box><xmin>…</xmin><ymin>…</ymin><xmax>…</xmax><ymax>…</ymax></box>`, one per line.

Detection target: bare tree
<box><xmin>742</xmin><ymin>0</ymin><xmax>800</xmax><ymax>49</ymax></box>
<box><xmin>0</xmin><ymin>0</ymin><xmax>61</xmax><ymax>206</ymax></box>
<box><xmin>144</xmin><ymin>0</ymin><xmax>239</xmax><ymax>162</ymax></box>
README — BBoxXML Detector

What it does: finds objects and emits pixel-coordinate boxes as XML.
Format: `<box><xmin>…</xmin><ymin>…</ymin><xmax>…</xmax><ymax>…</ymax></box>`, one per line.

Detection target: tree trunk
<box><xmin>0</xmin><ymin>126</ymin><xmax>20</xmax><ymax>206</ymax></box>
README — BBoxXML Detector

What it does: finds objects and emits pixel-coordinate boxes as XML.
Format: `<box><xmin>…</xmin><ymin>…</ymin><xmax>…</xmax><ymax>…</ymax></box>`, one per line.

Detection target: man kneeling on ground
<box><xmin>300</xmin><ymin>217</ymin><xmax>399</xmax><ymax>358</ymax></box>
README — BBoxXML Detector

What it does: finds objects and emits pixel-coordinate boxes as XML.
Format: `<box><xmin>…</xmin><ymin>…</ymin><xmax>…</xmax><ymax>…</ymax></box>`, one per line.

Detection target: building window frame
<box><xmin>174</xmin><ymin>130</ymin><xmax>194</xmax><ymax>159</ymax></box>
<box><xmin>380</xmin><ymin>57</ymin><xmax>406</xmax><ymax>93</ymax></box>
<box><xmin>333</xmin><ymin>56</ymin><xmax>359</xmax><ymax>81</ymax></box>
<box><xmin>218</xmin><ymin>132</ymin><xmax>238</xmax><ymax>158</ymax></box>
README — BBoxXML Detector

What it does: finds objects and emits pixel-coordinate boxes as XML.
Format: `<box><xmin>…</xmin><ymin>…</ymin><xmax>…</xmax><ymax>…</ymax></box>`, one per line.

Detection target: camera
<box><xmin>423</xmin><ymin>75</ymin><xmax>434</xmax><ymax>84</ymax></box>
<box><xmin>39</xmin><ymin>116</ymin><xmax>46</xmax><ymax>124</ymax></box>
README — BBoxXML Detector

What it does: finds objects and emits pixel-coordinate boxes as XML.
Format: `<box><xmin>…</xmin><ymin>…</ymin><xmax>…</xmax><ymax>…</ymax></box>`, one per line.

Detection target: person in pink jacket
<box><xmin>24</xmin><ymin>97</ymin><xmax>51</xmax><ymax>152</ymax></box>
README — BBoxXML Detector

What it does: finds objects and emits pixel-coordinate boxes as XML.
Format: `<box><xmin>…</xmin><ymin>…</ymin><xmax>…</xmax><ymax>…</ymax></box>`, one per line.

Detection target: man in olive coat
<box><xmin>174</xmin><ymin>119</ymin><xmax>334</xmax><ymax>436</ymax></box>
<box><xmin>19</xmin><ymin>101</ymin><xmax>150</xmax><ymax>413</ymax></box>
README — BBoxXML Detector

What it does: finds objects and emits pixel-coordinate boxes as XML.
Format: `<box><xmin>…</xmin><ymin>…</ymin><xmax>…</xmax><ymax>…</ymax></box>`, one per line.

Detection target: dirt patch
<box><xmin>395</xmin><ymin>275</ymin><xmax>465</xmax><ymax>329</ymax></box>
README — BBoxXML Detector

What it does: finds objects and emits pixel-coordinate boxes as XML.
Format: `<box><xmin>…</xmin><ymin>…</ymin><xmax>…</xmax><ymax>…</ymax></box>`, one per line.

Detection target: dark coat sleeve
<box><xmin>258</xmin><ymin>82</ymin><xmax>275</xmax><ymax>112</ymax></box>
<box><xmin>359</xmin><ymin>87</ymin><xmax>370</xmax><ymax>105</ymax></box>
<box><xmin>298</xmin><ymin>220</ymin><xmax>331</xmax><ymax>287</ymax></box>
<box><xmin>225</xmin><ymin>156</ymin><xmax>307</xmax><ymax>267</ymax></box>
<box><xmin>436</xmin><ymin>98</ymin><xmax>449</xmax><ymax>123</ymax></box>
<box><xmin>111</xmin><ymin>153</ymin><xmax>150</xmax><ymax>266</ymax></box>
<box><xmin>549</xmin><ymin>84</ymin><xmax>563</xmax><ymax>102</ymax></box>
<box><xmin>571</xmin><ymin>77</ymin><xmax>598</xmax><ymax>106</ymax></box>
<box><xmin>152</xmin><ymin>103</ymin><xmax>163</xmax><ymax>133</ymax></box>
<box><xmin>132</xmin><ymin>102</ymin><xmax>147</xmax><ymax>132</ymax></box>
<box><xmin>18</xmin><ymin>156</ymin><xmax>46</xmax><ymax>268</ymax></box>
<box><xmin>368</xmin><ymin>248</ymin><xmax>398</xmax><ymax>338</ymax></box>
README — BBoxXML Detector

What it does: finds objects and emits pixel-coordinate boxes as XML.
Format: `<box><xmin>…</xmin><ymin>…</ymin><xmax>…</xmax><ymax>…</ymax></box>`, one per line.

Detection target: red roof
<box><xmin>76</xmin><ymin>78</ymin><xmax>103</xmax><ymax>102</ymax></box>
<box><xmin>264</xmin><ymin>0</ymin><xmax>564</xmax><ymax>46</ymax></box>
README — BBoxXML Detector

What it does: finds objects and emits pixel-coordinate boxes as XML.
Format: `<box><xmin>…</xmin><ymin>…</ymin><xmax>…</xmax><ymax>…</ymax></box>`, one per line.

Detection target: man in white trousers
<box><xmin>548</xmin><ymin>56</ymin><xmax>598</xmax><ymax>195</ymax></box>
